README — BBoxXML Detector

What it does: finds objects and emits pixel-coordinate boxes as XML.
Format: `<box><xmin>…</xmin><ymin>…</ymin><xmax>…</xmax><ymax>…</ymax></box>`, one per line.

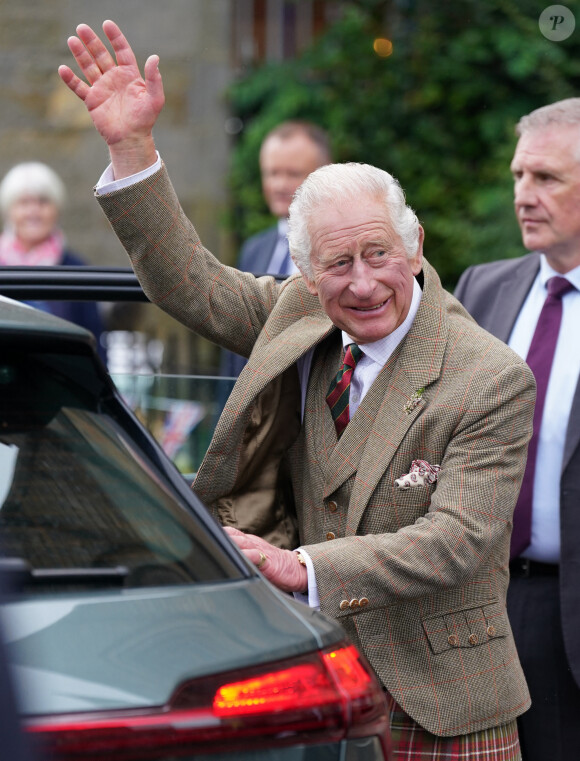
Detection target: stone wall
<box><xmin>0</xmin><ymin>0</ymin><xmax>236</xmax><ymax>266</ymax></box>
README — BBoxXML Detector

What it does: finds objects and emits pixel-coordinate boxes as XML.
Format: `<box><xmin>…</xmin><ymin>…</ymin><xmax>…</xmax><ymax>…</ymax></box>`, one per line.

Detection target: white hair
<box><xmin>516</xmin><ymin>98</ymin><xmax>580</xmax><ymax>136</ymax></box>
<box><xmin>288</xmin><ymin>162</ymin><xmax>420</xmax><ymax>278</ymax></box>
<box><xmin>0</xmin><ymin>162</ymin><xmax>66</xmax><ymax>217</ymax></box>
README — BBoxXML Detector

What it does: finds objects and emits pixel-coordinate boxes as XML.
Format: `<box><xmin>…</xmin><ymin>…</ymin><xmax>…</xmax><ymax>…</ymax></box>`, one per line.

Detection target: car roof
<box><xmin>0</xmin><ymin>295</ymin><xmax>94</xmax><ymax>347</ymax></box>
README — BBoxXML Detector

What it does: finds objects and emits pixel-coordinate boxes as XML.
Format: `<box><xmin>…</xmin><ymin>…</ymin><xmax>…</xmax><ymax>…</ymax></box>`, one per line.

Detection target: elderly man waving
<box><xmin>59</xmin><ymin>20</ymin><xmax>535</xmax><ymax>760</ymax></box>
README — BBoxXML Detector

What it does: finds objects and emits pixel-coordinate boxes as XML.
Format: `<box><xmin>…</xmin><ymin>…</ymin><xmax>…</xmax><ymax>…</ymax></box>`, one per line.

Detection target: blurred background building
<box><xmin>0</xmin><ymin>0</ymin><xmax>578</xmax><ymax>382</ymax></box>
<box><xmin>0</xmin><ymin>0</ymin><xmax>341</xmax><ymax>268</ymax></box>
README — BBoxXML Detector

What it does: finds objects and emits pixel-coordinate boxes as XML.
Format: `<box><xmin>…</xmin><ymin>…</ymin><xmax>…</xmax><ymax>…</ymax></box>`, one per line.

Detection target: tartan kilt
<box><xmin>386</xmin><ymin>692</ymin><xmax>522</xmax><ymax>760</ymax></box>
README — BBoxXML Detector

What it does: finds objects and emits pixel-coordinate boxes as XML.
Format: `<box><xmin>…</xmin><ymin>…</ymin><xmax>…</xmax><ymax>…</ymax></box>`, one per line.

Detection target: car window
<box><xmin>0</xmin><ymin>272</ymin><xmax>248</xmax><ymax>475</ymax></box>
<box><xmin>104</xmin><ymin>301</ymin><xmax>238</xmax><ymax>476</ymax></box>
<box><xmin>0</xmin><ymin>349</ymin><xmax>237</xmax><ymax>593</ymax></box>
<box><xmin>110</xmin><ymin>373</ymin><xmax>236</xmax><ymax>478</ymax></box>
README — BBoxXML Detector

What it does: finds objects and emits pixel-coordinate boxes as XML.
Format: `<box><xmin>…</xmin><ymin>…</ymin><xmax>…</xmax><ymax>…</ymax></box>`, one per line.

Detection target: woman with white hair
<box><xmin>0</xmin><ymin>161</ymin><xmax>106</xmax><ymax>359</ymax></box>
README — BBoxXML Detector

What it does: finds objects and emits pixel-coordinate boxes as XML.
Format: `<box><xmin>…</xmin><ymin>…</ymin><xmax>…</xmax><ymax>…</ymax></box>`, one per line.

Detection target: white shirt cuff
<box><xmin>95</xmin><ymin>152</ymin><xmax>162</xmax><ymax>195</ymax></box>
<box><xmin>292</xmin><ymin>548</ymin><xmax>320</xmax><ymax>609</ymax></box>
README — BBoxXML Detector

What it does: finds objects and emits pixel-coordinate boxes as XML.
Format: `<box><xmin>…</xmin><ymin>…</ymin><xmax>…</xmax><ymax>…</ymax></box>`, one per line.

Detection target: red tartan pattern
<box><xmin>386</xmin><ymin>692</ymin><xmax>521</xmax><ymax>761</ymax></box>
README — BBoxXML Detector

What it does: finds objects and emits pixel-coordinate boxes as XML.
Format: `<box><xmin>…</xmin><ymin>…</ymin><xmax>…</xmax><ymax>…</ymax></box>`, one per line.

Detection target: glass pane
<box><xmin>0</xmin><ymin>352</ymin><xmax>233</xmax><ymax>591</ymax></box>
<box><xmin>103</xmin><ymin>301</ymin><xmax>225</xmax><ymax>377</ymax></box>
<box><xmin>111</xmin><ymin>374</ymin><xmax>236</xmax><ymax>477</ymax></box>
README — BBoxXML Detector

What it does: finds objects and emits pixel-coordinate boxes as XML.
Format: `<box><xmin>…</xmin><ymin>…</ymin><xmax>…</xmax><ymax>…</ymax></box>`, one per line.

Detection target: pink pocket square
<box><xmin>395</xmin><ymin>459</ymin><xmax>441</xmax><ymax>489</ymax></box>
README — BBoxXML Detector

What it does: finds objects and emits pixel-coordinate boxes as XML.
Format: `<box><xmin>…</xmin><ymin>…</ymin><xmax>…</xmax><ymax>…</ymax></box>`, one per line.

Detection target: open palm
<box><xmin>58</xmin><ymin>20</ymin><xmax>164</xmax><ymax>148</ymax></box>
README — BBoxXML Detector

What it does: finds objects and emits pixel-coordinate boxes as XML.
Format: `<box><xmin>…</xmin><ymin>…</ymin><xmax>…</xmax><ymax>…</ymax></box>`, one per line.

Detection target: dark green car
<box><xmin>0</xmin><ymin>288</ymin><xmax>391</xmax><ymax>761</ymax></box>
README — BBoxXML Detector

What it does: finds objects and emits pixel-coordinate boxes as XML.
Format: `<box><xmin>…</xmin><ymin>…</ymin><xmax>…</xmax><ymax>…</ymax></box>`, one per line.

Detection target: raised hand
<box><xmin>224</xmin><ymin>526</ymin><xmax>308</xmax><ymax>594</ymax></box>
<box><xmin>58</xmin><ymin>20</ymin><xmax>165</xmax><ymax>178</ymax></box>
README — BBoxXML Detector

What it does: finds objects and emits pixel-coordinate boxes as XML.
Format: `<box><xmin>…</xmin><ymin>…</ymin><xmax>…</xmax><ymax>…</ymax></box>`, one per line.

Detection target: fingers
<box><xmin>245</xmin><ymin>547</ymin><xmax>271</xmax><ymax>572</ymax></box>
<box><xmin>57</xmin><ymin>65</ymin><xmax>90</xmax><ymax>101</ymax></box>
<box><xmin>223</xmin><ymin>527</ymin><xmax>270</xmax><ymax>566</ymax></box>
<box><xmin>223</xmin><ymin>526</ymin><xmax>245</xmax><ymax>539</ymax></box>
<box><xmin>255</xmin><ymin>551</ymin><xmax>269</xmax><ymax>570</ymax></box>
<box><xmin>65</xmin><ymin>20</ymin><xmax>140</xmax><ymax>87</ymax></box>
<box><xmin>70</xmin><ymin>25</ymin><xmax>115</xmax><ymax>85</ymax></box>
<box><xmin>101</xmin><ymin>19</ymin><xmax>139</xmax><ymax>68</ymax></box>
<box><xmin>144</xmin><ymin>55</ymin><xmax>165</xmax><ymax>105</ymax></box>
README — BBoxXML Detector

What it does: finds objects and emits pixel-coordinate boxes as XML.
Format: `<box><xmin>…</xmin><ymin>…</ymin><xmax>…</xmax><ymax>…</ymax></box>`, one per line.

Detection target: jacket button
<box><xmin>359</xmin><ymin>597</ymin><xmax>369</xmax><ymax>607</ymax></box>
<box><xmin>487</xmin><ymin>625</ymin><xmax>496</xmax><ymax>637</ymax></box>
<box><xmin>326</xmin><ymin>531</ymin><xmax>336</xmax><ymax>540</ymax></box>
<box><xmin>447</xmin><ymin>635</ymin><xmax>459</xmax><ymax>647</ymax></box>
<box><xmin>349</xmin><ymin>599</ymin><xmax>359</xmax><ymax>609</ymax></box>
<box><xmin>468</xmin><ymin>634</ymin><xmax>478</xmax><ymax>646</ymax></box>
<box><xmin>328</xmin><ymin>500</ymin><xmax>338</xmax><ymax>513</ymax></box>
<box><xmin>339</xmin><ymin>600</ymin><xmax>350</xmax><ymax>610</ymax></box>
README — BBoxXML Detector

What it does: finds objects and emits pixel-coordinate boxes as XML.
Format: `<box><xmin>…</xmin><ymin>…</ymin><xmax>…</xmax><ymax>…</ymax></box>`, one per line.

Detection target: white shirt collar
<box><xmin>538</xmin><ymin>254</ymin><xmax>580</xmax><ymax>291</ymax></box>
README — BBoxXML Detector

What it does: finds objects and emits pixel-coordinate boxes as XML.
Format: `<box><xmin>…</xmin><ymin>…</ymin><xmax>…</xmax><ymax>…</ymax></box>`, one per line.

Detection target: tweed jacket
<box><xmin>97</xmin><ymin>165</ymin><xmax>534</xmax><ymax>737</ymax></box>
<box><xmin>455</xmin><ymin>252</ymin><xmax>580</xmax><ymax>690</ymax></box>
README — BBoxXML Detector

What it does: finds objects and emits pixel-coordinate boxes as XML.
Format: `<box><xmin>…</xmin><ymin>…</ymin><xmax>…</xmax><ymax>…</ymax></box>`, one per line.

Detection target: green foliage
<box><xmin>226</xmin><ymin>0</ymin><xmax>580</xmax><ymax>288</ymax></box>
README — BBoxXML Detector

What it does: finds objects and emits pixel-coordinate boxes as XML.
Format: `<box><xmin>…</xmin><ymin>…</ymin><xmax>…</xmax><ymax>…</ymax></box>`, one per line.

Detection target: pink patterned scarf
<box><xmin>0</xmin><ymin>229</ymin><xmax>65</xmax><ymax>266</ymax></box>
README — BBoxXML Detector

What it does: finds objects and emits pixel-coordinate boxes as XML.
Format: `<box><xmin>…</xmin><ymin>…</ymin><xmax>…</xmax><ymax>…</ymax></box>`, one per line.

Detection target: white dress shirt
<box><xmin>508</xmin><ymin>255</ymin><xmax>580</xmax><ymax>563</ymax></box>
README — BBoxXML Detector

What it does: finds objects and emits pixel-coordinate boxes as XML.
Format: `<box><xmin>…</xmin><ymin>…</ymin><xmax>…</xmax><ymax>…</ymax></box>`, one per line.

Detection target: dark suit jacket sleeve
<box><xmin>238</xmin><ymin>227</ymin><xmax>278</xmax><ymax>274</ymax></box>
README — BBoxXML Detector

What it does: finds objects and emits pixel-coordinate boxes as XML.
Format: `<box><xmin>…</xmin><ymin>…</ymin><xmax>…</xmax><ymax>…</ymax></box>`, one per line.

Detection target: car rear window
<box><xmin>0</xmin><ymin>350</ymin><xmax>237</xmax><ymax>593</ymax></box>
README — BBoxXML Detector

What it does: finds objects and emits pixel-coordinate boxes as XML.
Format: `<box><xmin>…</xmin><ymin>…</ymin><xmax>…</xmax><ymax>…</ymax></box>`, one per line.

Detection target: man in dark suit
<box><xmin>238</xmin><ymin>121</ymin><xmax>332</xmax><ymax>276</ymax></box>
<box><xmin>455</xmin><ymin>98</ymin><xmax>580</xmax><ymax>761</ymax></box>
<box><xmin>223</xmin><ymin>121</ymin><xmax>332</xmax><ymax>377</ymax></box>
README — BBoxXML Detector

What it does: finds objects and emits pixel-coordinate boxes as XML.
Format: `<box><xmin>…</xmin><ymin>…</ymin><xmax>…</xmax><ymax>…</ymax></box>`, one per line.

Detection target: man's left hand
<box><xmin>224</xmin><ymin>526</ymin><xmax>308</xmax><ymax>594</ymax></box>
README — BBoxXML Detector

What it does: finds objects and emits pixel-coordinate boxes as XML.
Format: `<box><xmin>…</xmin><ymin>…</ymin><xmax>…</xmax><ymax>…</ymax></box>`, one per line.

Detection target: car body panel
<box><xmin>3</xmin><ymin>581</ymin><xmax>341</xmax><ymax>715</ymax></box>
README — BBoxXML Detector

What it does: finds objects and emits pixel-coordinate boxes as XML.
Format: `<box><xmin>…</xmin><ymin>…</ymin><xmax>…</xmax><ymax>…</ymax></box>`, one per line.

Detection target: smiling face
<box><xmin>8</xmin><ymin>195</ymin><xmax>59</xmax><ymax>250</ymax></box>
<box><xmin>511</xmin><ymin>124</ymin><xmax>580</xmax><ymax>272</ymax></box>
<box><xmin>302</xmin><ymin>195</ymin><xmax>423</xmax><ymax>344</ymax></box>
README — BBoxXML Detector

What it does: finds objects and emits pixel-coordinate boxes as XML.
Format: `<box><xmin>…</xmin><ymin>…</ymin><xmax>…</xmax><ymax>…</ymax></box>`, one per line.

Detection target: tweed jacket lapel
<box><xmin>305</xmin><ymin>334</ymin><xmax>378</xmax><ymax>498</ymax></box>
<box><xmin>318</xmin><ymin>342</ymin><xmax>403</xmax><ymax>500</ymax></box>
<box><xmin>195</xmin><ymin>277</ymin><xmax>335</xmax><ymax>504</ymax></box>
<box><xmin>319</xmin><ymin>263</ymin><xmax>448</xmax><ymax>534</ymax></box>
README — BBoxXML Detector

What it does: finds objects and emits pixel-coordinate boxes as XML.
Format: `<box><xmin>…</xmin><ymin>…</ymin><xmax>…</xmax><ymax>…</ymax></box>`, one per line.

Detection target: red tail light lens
<box><xmin>26</xmin><ymin>642</ymin><xmax>391</xmax><ymax>759</ymax></box>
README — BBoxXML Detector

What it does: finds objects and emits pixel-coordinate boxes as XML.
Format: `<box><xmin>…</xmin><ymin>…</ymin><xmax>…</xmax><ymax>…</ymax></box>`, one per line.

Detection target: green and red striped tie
<box><xmin>326</xmin><ymin>343</ymin><xmax>363</xmax><ymax>437</ymax></box>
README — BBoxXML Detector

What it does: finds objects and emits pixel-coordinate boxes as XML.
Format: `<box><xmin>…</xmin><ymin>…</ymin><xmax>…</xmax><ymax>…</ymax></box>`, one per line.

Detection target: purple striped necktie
<box><xmin>510</xmin><ymin>275</ymin><xmax>575</xmax><ymax>558</ymax></box>
<box><xmin>326</xmin><ymin>343</ymin><xmax>363</xmax><ymax>437</ymax></box>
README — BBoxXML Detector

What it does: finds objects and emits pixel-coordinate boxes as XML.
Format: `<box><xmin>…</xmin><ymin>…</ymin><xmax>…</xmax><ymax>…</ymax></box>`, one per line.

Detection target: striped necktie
<box><xmin>326</xmin><ymin>343</ymin><xmax>363</xmax><ymax>437</ymax></box>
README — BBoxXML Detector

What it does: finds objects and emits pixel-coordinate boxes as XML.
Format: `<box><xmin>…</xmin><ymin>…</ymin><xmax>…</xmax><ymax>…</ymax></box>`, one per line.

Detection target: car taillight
<box><xmin>25</xmin><ymin>641</ymin><xmax>391</xmax><ymax>760</ymax></box>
